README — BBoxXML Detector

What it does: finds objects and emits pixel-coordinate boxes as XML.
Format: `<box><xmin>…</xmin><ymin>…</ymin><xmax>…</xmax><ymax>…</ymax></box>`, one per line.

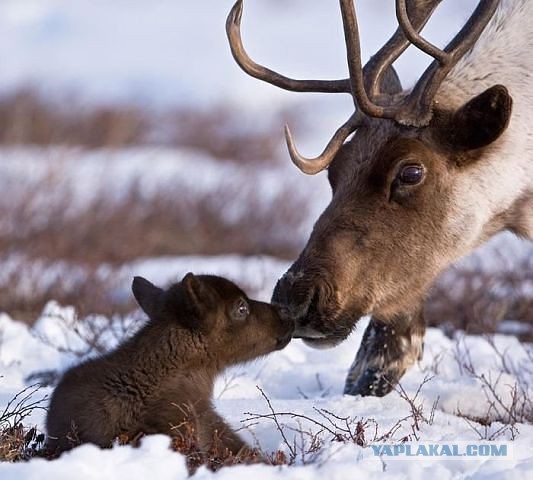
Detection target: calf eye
<box><xmin>233</xmin><ymin>298</ymin><xmax>250</xmax><ymax>321</ymax></box>
<box><xmin>397</xmin><ymin>164</ymin><xmax>424</xmax><ymax>185</ymax></box>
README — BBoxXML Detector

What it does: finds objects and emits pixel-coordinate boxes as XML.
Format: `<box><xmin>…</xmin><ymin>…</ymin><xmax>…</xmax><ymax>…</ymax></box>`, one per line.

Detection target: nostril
<box><xmin>272</xmin><ymin>269</ymin><xmax>320</xmax><ymax>320</ymax></box>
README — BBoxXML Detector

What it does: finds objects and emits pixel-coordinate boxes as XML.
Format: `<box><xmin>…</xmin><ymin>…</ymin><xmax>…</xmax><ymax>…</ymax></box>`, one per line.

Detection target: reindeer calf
<box><xmin>46</xmin><ymin>273</ymin><xmax>294</xmax><ymax>454</ymax></box>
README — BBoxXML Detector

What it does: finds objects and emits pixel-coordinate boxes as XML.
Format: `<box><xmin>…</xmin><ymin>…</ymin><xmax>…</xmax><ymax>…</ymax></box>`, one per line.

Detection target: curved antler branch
<box><xmin>226</xmin><ymin>0</ymin><xmax>351</xmax><ymax>94</ymax></box>
<box><xmin>284</xmin><ymin>112</ymin><xmax>364</xmax><ymax>175</ymax></box>
<box><xmin>395</xmin><ymin>0</ymin><xmax>449</xmax><ymax>64</ymax></box>
<box><xmin>363</xmin><ymin>0</ymin><xmax>444</xmax><ymax>99</ymax></box>
<box><xmin>400</xmin><ymin>0</ymin><xmax>500</xmax><ymax>126</ymax></box>
<box><xmin>339</xmin><ymin>0</ymin><xmax>385</xmax><ymax>114</ymax></box>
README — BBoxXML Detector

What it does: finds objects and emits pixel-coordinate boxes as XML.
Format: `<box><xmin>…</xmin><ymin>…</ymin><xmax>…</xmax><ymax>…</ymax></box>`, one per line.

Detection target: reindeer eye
<box><xmin>397</xmin><ymin>164</ymin><xmax>424</xmax><ymax>185</ymax></box>
<box><xmin>233</xmin><ymin>298</ymin><xmax>250</xmax><ymax>320</ymax></box>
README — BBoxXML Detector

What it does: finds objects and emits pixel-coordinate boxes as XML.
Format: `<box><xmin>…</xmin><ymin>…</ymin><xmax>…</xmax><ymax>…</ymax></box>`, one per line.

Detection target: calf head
<box><xmin>133</xmin><ymin>273</ymin><xmax>294</xmax><ymax>366</ymax></box>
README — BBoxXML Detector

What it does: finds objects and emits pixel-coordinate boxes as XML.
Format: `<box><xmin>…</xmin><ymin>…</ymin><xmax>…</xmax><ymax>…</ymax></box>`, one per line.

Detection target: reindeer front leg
<box><xmin>344</xmin><ymin>309</ymin><xmax>425</xmax><ymax>397</ymax></box>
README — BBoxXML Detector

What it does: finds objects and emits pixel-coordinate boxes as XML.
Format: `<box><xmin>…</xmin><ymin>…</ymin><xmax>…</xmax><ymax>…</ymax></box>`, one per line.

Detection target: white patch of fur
<box><xmin>437</xmin><ymin>0</ymin><xmax>533</xmax><ymax>250</ymax></box>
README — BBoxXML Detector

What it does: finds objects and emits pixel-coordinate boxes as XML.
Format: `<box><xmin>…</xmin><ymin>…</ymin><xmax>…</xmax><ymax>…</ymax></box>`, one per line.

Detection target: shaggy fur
<box><xmin>46</xmin><ymin>274</ymin><xmax>294</xmax><ymax>453</ymax></box>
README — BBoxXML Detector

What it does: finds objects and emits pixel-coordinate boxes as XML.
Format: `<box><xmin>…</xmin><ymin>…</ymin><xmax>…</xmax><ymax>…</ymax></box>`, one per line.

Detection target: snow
<box><xmin>0</xmin><ymin>435</ymin><xmax>188</xmax><ymax>480</ymax></box>
<box><xmin>0</xmin><ymin>141</ymin><xmax>530</xmax><ymax>480</ymax></box>
<box><xmin>0</xmin><ymin>255</ymin><xmax>532</xmax><ymax>479</ymax></box>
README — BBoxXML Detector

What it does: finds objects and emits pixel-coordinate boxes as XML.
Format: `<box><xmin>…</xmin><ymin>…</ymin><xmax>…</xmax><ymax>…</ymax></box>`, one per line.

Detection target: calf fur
<box><xmin>46</xmin><ymin>273</ymin><xmax>294</xmax><ymax>454</ymax></box>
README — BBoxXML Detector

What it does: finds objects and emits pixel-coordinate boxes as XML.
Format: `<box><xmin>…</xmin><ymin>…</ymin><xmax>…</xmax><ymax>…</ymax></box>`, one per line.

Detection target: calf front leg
<box><xmin>343</xmin><ymin>309</ymin><xmax>425</xmax><ymax>397</ymax></box>
<box><xmin>196</xmin><ymin>409</ymin><xmax>249</xmax><ymax>457</ymax></box>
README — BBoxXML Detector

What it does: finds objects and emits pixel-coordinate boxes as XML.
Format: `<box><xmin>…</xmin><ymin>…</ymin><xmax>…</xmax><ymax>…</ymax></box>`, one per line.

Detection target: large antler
<box><xmin>226</xmin><ymin>0</ymin><xmax>500</xmax><ymax>175</ymax></box>
<box><xmin>226</xmin><ymin>0</ymin><xmax>358</xmax><ymax>174</ymax></box>
<box><xmin>226</xmin><ymin>1</ymin><xmax>351</xmax><ymax>95</ymax></box>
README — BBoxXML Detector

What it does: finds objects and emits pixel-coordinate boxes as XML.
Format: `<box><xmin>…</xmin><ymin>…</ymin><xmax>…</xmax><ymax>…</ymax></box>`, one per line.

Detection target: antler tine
<box><xmin>285</xmin><ymin>112</ymin><xmax>364</xmax><ymax>175</ymax></box>
<box><xmin>395</xmin><ymin>0</ymin><xmax>448</xmax><ymax>65</ymax></box>
<box><xmin>226</xmin><ymin>0</ymin><xmax>351</xmax><ymax>94</ymax></box>
<box><xmin>227</xmin><ymin>0</ymin><xmax>366</xmax><ymax>174</ymax></box>
<box><xmin>400</xmin><ymin>0</ymin><xmax>500</xmax><ymax>126</ymax></box>
<box><xmin>339</xmin><ymin>0</ymin><xmax>387</xmax><ymax>116</ymax></box>
<box><xmin>363</xmin><ymin>0</ymin><xmax>443</xmax><ymax>99</ymax></box>
<box><xmin>282</xmin><ymin>0</ymin><xmax>376</xmax><ymax>175</ymax></box>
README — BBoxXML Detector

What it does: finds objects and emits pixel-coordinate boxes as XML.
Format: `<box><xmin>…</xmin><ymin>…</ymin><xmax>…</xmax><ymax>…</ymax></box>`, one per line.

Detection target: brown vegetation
<box><xmin>0</xmin><ymin>87</ymin><xmax>309</xmax><ymax>320</ymax></box>
<box><xmin>0</xmin><ymin>177</ymin><xmax>307</xmax><ymax>320</ymax></box>
<box><xmin>0</xmin><ymin>179</ymin><xmax>306</xmax><ymax>265</ymax></box>
<box><xmin>426</xmin><ymin>257</ymin><xmax>533</xmax><ymax>342</ymax></box>
<box><xmin>0</xmin><ymin>385</ymin><xmax>47</xmax><ymax>462</ymax></box>
<box><xmin>0</xmin><ymin>87</ymin><xmax>289</xmax><ymax>164</ymax></box>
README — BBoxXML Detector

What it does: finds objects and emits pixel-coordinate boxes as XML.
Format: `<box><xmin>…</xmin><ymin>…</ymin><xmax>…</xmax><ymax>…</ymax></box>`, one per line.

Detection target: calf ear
<box><xmin>132</xmin><ymin>276</ymin><xmax>163</xmax><ymax>318</ymax></box>
<box><xmin>181</xmin><ymin>273</ymin><xmax>218</xmax><ymax>331</ymax></box>
<box><xmin>450</xmin><ymin>85</ymin><xmax>512</xmax><ymax>152</ymax></box>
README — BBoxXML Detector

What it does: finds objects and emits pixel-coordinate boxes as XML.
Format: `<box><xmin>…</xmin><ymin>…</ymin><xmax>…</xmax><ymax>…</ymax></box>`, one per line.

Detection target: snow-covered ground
<box><xmin>0</xmin><ymin>254</ymin><xmax>532</xmax><ymax>479</ymax></box>
<box><xmin>0</xmin><ymin>145</ymin><xmax>531</xmax><ymax>478</ymax></box>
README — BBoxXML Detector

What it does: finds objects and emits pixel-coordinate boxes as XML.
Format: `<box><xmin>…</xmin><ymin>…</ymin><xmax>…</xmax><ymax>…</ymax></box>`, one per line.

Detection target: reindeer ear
<box><xmin>181</xmin><ymin>273</ymin><xmax>218</xmax><ymax>330</ymax></box>
<box><xmin>450</xmin><ymin>85</ymin><xmax>512</xmax><ymax>152</ymax></box>
<box><xmin>132</xmin><ymin>276</ymin><xmax>163</xmax><ymax>318</ymax></box>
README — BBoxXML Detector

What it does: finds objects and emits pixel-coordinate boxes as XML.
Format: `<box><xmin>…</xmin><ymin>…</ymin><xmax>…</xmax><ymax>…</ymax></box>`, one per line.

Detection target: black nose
<box><xmin>272</xmin><ymin>270</ymin><xmax>309</xmax><ymax>309</ymax></box>
<box><xmin>273</xmin><ymin>270</ymin><xmax>318</xmax><ymax>324</ymax></box>
<box><xmin>276</xmin><ymin>316</ymin><xmax>295</xmax><ymax>349</ymax></box>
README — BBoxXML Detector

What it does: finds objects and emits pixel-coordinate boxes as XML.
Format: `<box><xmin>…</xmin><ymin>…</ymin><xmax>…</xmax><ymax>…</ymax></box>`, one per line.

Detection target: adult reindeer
<box><xmin>226</xmin><ymin>0</ymin><xmax>533</xmax><ymax>396</ymax></box>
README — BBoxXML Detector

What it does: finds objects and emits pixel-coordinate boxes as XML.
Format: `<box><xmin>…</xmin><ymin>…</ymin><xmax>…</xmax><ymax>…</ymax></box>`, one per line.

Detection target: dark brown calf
<box><xmin>46</xmin><ymin>273</ymin><xmax>294</xmax><ymax>453</ymax></box>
